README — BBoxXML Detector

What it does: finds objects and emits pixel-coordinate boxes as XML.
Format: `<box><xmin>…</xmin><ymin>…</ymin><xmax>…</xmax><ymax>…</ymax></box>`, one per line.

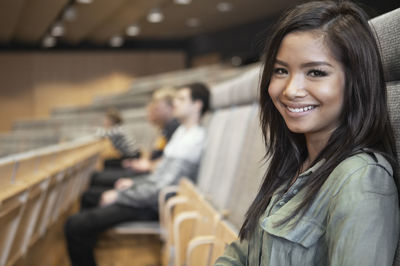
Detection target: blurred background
<box><xmin>0</xmin><ymin>0</ymin><xmax>398</xmax><ymax>155</ymax></box>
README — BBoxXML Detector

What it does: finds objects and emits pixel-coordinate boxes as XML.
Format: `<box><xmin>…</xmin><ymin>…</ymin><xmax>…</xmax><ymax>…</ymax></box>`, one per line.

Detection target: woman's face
<box><xmin>268</xmin><ymin>31</ymin><xmax>345</xmax><ymax>143</ymax></box>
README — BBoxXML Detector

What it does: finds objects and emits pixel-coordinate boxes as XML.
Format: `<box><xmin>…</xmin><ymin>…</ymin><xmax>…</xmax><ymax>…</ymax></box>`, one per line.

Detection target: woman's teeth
<box><xmin>287</xmin><ymin>106</ymin><xmax>315</xmax><ymax>113</ymax></box>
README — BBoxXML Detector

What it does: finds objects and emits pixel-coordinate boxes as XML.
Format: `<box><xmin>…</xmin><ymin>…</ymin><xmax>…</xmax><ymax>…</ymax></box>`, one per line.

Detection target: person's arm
<box><xmin>128</xmin><ymin>157</ymin><xmax>162</xmax><ymax>173</ymax></box>
<box><xmin>116</xmin><ymin>158</ymin><xmax>196</xmax><ymax>208</ymax></box>
<box><xmin>214</xmin><ymin>239</ymin><xmax>248</xmax><ymax>265</ymax></box>
<box><xmin>326</xmin><ymin>164</ymin><xmax>399</xmax><ymax>266</ymax></box>
<box><xmin>108</xmin><ymin>127</ymin><xmax>140</xmax><ymax>158</ymax></box>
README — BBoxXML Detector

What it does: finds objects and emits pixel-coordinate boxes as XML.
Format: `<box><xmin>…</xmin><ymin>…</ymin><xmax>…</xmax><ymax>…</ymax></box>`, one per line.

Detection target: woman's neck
<box><xmin>305</xmin><ymin>131</ymin><xmax>333</xmax><ymax>164</ymax></box>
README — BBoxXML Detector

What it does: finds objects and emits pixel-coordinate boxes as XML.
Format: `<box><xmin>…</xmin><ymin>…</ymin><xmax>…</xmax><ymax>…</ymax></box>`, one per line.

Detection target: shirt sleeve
<box><xmin>115</xmin><ymin>158</ymin><xmax>199</xmax><ymax>208</ymax></box>
<box><xmin>214</xmin><ymin>239</ymin><xmax>248</xmax><ymax>266</ymax></box>
<box><xmin>107</xmin><ymin>127</ymin><xmax>139</xmax><ymax>158</ymax></box>
<box><xmin>326</xmin><ymin>164</ymin><xmax>400</xmax><ymax>266</ymax></box>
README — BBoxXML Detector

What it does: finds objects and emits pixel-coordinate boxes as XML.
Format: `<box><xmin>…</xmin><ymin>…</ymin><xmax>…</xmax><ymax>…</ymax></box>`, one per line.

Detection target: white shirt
<box><xmin>163</xmin><ymin>125</ymin><xmax>205</xmax><ymax>164</ymax></box>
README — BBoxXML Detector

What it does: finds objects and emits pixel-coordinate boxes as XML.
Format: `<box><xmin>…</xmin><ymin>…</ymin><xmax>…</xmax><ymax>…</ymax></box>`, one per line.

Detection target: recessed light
<box><xmin>147</xmin><ymin>8</ymin><xmax>164</xmax><ymax>23</ymax></box>
<box><xmin>186</xmin><ymin>18</ymin><xmax>200</xmax><ymax>27</ymax></box>
<box><xmin>63</xmin><ymin>6</ymin><xmax>77</xmax><ymax>21</ymax></box>
<box><xmin>217</xmin><ymin>2</ymin><xmax>233</xmax><ymax>12</ymax></box>
<box><xmin>51</xmin><ymin>23</ymin><xmax>65</xmax><ymax>37</ymax></box>
<box><xmin>110</xmin><ymin>35</ymin><xmax>124</xmax><ymax>47</ymax></box>
<box><xmin>77</xmin><ymin>0</ymin><xmax>93</xmax><ymax>4</ymax></box>
<box><xmin>231</xmin><ymin>56</ymin><xmax>242</xmax><ymax>66</ymax></box>
<box><xmin>126</xmin><ymin>24</ymin><xmax>140</xmax><ymax>36</ymax></box>
<box><xmin>174</xmin><ymin>0</ymin><xmax>192</xmax><ymax>4</ymax></box>
<box><xmin>42</xmin><ymin>36</ymin><xmax>57</xmax><ymax>48</ymax></box>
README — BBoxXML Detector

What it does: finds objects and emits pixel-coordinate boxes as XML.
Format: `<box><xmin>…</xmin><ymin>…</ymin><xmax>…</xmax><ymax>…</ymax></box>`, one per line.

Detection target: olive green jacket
<box><xmin>215</xmin><ymin>152</ymin><xmax>399</xmax><ymax>266</ymax></box>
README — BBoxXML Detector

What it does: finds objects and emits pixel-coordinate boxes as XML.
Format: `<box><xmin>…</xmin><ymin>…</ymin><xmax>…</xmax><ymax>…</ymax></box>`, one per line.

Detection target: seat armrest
<box><xmin>186</xmin><ymin>235</ymin><xmax>216</xmax><ymax>266</ymax></box>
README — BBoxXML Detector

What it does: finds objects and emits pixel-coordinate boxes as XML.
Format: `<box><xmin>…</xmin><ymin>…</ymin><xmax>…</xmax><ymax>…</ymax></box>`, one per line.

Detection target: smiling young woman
<box><xmin>214</xmin><ymin>1</ymin><xmax>399</xmax><ymax>265</ymax></box>
<box><xmin>268</xmin><ymin>31</ymin><xmax>346</xmax><ymax>160</ymax></box>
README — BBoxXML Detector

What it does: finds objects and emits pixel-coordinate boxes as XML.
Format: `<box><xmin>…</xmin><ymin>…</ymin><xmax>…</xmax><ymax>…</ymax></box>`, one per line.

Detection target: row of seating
<box><xmin>158</xmin><ymin>64</ymin><xmax>266</xmax><ymax>266</ymax></box>
<box><xmin>1</xmin><ymin>64</ymin><xmax>246</xmax><ymax>158</ymax></box>
<box><xmin>106</xmin><ymin>62</ymin><xmax>266</xmax><ymax>265</ymax></box>
<box><xmin>0</xmin><ymin>136</ymin><xmax>104</xmax><ymax>266</ymax></box>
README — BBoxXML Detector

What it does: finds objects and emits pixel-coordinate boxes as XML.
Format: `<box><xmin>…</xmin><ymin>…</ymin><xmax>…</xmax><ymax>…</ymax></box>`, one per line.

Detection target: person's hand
<box><xmin>130</xmin><ymin>158</ymin><xmax>151</xmax><ymax>172</ymax></box>
<box><xmin>114</xmin><ymin>178</ymin><xmax>134</xmax><ymax>190</ymax></box>
<box><xmin>100</xmin><ymin>190</ymin><xmax>118</xmax><ymax>206</ymax></box>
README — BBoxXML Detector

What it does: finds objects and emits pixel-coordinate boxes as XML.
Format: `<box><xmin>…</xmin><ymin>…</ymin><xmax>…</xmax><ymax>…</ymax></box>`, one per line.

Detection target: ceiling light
<box><xmin>51</xmin><ymin>23</ymin><xmax>65</xmax><ymax>37</ymax></box>
<box><xmin>110</xmin><ymin>35</ymin><xmax>124</xmax><ymax>47</ymax></box>
<box><xmin>42</xmin><ymin>36</ymin><xmax>57</xmax><ymax>48</ymax></box>
<box><xmin>126</xmin><ymin>24</ymin><xmax>140</xmax><ymax>36</ymax></box>
<box><xmin>77</xmin><ymin>0</ymin><xmax>94</xmax><ymax>4</ymax></box>
<box><xmin>231</xmin><ymin>56</ymin><xmax>242</xmax><ymax>66</ymax></box>
<box><xmin>147</xmin><ymin>8</ymin><xmax>164</xmax><ymax>23</ymax></box>
<box><xmin>186</xmin><ymin>18</ymin><xmax>200</xmax><ymax>27</ymax></box>
<box><xmin>217</xmin><ymin>2</ymin><xmax>233</xmax><ymax>12</ymax></box>
<box><xmin>174</xmin><ymin>0</ymin><xmax>192</xmax><ymax>4</ymax></box>
<box><xmin>63</xmin><ymin>6</ymin><xmax>77</xmax><ymax>21</ymax></box>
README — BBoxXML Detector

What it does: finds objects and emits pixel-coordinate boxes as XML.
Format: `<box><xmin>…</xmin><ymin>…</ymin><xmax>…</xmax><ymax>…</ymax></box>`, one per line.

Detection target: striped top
<box><xmin>97</xmin><ymin>125</ymin><xmax>139</xmax><ymax>158</ymax></box>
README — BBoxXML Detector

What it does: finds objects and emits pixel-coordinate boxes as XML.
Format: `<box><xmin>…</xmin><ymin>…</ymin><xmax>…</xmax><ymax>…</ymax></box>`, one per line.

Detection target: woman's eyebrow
<box><xmin>275</xmin><ymin>59</ymin><xmax>289</xmax><ymax>67</ymax></box>
<box><xmin>275</xmin><ymin>59</ymin><xmax>333</xmax><ymax>68</ymax></box>
<box><xmin>300</xmin><ymin>61</ymin><xmax>333</xmax><ymax>68</ymax></box>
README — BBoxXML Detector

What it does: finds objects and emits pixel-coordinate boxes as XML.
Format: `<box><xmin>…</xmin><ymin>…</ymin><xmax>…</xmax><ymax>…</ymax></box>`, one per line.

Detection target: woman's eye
<box><xmin>273</xmin><ymin>68</ymin><xmax>287</xmax><ymax>75</ymax></box>
<box><xmin>308</xmin><ymin>69</ymin><xmax>328</xmax><ymax>77</ymax></box>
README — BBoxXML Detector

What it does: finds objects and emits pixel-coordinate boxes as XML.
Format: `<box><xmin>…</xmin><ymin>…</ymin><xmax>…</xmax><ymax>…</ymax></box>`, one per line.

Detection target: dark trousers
<box><xmin>103</xmin><ymin>153</ymin><xmax>140</xmax><ymax>169</ymax></box>
<box><xmin>89</xmin><ymin>168</ymin><xmax>147</xmax><ymax>188</ymax></box>
<box><xmin>65</xmin><ymin>193</ymin><xmax>158</xmax><ymax>266</ymax></box>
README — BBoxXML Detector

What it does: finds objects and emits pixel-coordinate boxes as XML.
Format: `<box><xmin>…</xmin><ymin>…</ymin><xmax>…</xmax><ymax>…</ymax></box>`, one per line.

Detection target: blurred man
<box><xmin>65</xmin><ymin>83</ymin><xmax>210</xmax><ymax>266</ymax></box>
<box><xmin>90</xmin><ymin>87</ymin><xmax>180</xmax><ymax>187</ymax></box>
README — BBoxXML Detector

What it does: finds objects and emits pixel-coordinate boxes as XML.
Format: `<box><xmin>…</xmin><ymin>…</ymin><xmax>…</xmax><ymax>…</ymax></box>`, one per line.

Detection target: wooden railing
<box><xmin>0</xmin><ymin>136</ymin><xmax>105</xmax><ymax>266</ymax></box>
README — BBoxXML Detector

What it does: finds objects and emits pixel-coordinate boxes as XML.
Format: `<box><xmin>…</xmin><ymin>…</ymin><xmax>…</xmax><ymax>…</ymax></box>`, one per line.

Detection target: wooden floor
<box><xmin>12</xmin><ymin>204</ymin><xmax>162</xmax><ymax>266</ymax></box>
<box><xmin>96</xmin><ymin>234</ymin><xmax>162</xmax><ymax>266</ymax></box>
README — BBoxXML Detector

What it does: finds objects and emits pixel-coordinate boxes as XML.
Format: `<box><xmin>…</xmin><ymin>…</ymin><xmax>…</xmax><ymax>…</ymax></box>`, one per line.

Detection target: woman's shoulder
<box><xmin>327</xmin><ymin>151</ymin><xmax>396</xmax><ymax>196</ymax></box>
<box><xmin>337</xmin><ymin>151</ymin><xmax>393</xmax><ymax>175</ymax></box>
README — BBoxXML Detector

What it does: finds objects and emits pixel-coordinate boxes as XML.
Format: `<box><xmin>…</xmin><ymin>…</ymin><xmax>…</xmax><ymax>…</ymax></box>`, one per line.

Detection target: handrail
<box><xmin>0</xmin><ymin>135</ymin><xmax>100</xmax><ymax>166</ymax></box>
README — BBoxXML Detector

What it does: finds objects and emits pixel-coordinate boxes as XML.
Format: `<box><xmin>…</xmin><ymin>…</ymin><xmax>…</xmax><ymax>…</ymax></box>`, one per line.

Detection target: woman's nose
<box><xmin>282</xmin><ymin>74</ymin><xmax>306</xmax><ymax>99</ymax></box>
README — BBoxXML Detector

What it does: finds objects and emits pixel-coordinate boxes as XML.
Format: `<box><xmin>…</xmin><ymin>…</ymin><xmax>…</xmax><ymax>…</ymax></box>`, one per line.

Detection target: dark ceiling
<box><xmin>0</xmin><ymin>0</ymin><xmax>398</xmax><ymax>65</ymax></box>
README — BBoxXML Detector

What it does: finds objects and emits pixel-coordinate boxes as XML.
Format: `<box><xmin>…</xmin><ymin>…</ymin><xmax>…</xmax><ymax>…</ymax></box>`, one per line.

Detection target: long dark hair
<box><xmin>240</xmin><ymin>1</ymin><xmax>398</xmax><ymax>240</ymax></box>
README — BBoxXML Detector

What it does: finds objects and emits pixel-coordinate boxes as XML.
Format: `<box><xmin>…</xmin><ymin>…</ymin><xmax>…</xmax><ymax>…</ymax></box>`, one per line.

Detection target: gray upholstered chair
<box><xmin>369</xmin><ymin>7</ymin><xmax>400</xmax><ymax>266</ymax></box>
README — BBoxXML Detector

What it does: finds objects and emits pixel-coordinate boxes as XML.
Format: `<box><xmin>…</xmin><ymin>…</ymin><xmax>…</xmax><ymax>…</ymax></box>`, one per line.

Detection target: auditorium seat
<box><xmin>369</xmin><ymin>7</ymin><xmax>400</xmax><ymax>266</ymax></box>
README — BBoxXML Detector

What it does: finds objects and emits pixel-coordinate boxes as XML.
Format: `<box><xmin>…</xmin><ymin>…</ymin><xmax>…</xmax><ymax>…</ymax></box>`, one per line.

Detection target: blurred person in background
<box><xmin>65</xmin><ymin>82</ymin><xmax>210</xmax><ymax>266</ymax></box>
<box><xmin>97</xmin><ymin>108</ymin><xmax>140</xmax><ymax>168</ymax></box>
<box><xmin>90</xmin><ymin>87</ymin><xmax>180</xmax><ymax>187</ymax></box>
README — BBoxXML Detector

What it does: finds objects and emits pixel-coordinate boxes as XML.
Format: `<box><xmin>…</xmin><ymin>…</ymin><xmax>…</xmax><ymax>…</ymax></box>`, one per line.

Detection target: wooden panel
<box><xmin>209</xmin><ymin>221</ymin><xmax>238</xmax><ymax>264</ymax></box>
<box><xmin>0</xmin><ymin>162</ymin><xmax>16</xmax><ymax>188</ymax></box>
<box><xmin>96</xmin><ymin>234</ymin><xmax>162</xmax><ymax>266</ymax></box>
<box><xmin>0</xmin><ymin>0</ymin><xmax>26</xmax><ymax>42</ymax></box>
<box><xmin>7</xmin><ymin>182</ymin><xmax>47</xmax><ymax>266</ymax></box>
<box><xmin>0</xmin><ymin>54</ymin><xmax>34</xmax><ymax>132</ymax></box>
<box><xmin>14</xmin><ymin>0</ymin><xmax>68</xmax><ymax>43</ymax></box>
<box><xmin>0</xmin><ymin>191</ymin><xmax>27</xmax><ymax>266</ymax></box>
<box><xmin>0</xmin><ymin>51</ymin><xmax>184</xmax><ymax>131</ymax></box>
<box><xmin>30</xmin><ymin>51</ymin><xmax>184</xmax><ymax>118</ymax></box>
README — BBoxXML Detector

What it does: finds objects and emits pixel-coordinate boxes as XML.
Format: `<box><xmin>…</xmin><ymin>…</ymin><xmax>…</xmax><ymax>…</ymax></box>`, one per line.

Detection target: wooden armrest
<box><xmin>173</xmin><ymin>211</ymin><xmax>199</xmax><ymax>266</ymax></box>
<box><xmin>158</xmin><ymin>185</ymin><xmax>179</xmax><ymax>233</ymax></box>
<box><xmin>162</xmin><ymin>196</ymin><xmax>188</xmax><ymax>241</ymax></box>
<box><xmin>186</xmin><ymin>235</ymin><xmax>216</xmax><ymax>266</ymax></box>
